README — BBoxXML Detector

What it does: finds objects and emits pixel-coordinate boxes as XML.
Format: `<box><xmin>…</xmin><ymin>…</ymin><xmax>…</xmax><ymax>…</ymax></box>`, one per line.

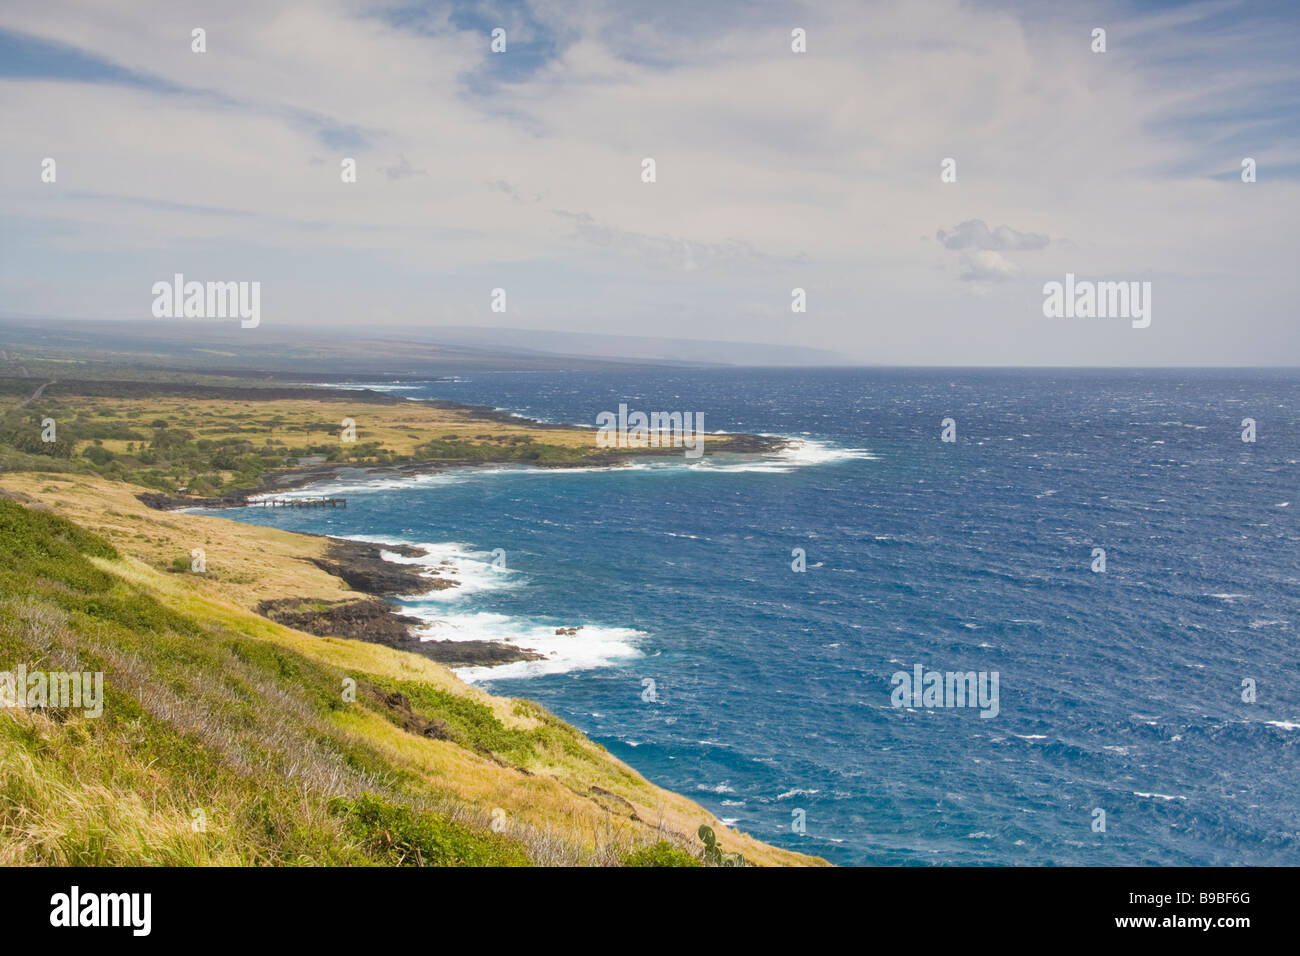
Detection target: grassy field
<box><xmin>0</xmin><ymin>472</ymin><xmax>355</xmax><ymax>606</ymax></box>
<box><xmin>0</xmin><ymin>379</ymin><xmax>750</xmax><ymax>497</ymax></box>
<box><xmin>0</xmin><ymin>383</ymin><xmax>596</xmax><ymax>495</ymax></box>
<box><xmin>0</xmin><ymin>475</ymin><xmax>825</xmax><ymax>867</ymax></box>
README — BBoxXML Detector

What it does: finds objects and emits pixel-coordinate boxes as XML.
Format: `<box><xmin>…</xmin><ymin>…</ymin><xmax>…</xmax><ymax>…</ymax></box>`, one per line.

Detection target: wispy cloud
<box><xmin>0</xmin><ymin>0</ymin><xmax>1295</xmax><ymax>363</ymax></box>
<box><xmin>553</xmin><ymin>211</ymin><xmax>785</xmax><ymax>272</ymax></box>
<box><xmin>938</xmin><ymin>220</ymin><xmax>1049</xmax><ymax>253</ymax></box>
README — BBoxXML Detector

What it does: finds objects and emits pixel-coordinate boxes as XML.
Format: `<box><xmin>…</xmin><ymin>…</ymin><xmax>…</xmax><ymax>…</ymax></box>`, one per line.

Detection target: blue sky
<box><xmin>0</xmin><ymin>0</ymin><xmax>1296</xmax><ymax>364</ymax></box>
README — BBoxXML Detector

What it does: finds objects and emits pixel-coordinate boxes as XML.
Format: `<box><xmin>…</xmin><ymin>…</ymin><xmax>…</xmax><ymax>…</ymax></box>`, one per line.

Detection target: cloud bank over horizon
<box><xmin>0</xmin><ymin>0</ymin><xmax>1297</xmax><ymax>365</ymax></box>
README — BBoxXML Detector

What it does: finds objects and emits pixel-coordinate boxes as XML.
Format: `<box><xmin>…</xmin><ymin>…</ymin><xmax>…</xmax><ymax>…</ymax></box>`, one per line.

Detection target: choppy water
<box><xmin>205</xmin><ymin>367</ymin><xmax>1299</xmax><ymax>865</ymax></box>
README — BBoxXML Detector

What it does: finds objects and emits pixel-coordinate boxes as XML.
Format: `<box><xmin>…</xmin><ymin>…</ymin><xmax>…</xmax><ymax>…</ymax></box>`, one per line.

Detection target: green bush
<box><xmin>621</xmin><ymin>841</ymin><xmax>702</xmax><ymax>867</ymax></box>
<box><xmin>331</xmin><ymin>794</ymin><xmax>528</xmax><ymax>867</ymax></box>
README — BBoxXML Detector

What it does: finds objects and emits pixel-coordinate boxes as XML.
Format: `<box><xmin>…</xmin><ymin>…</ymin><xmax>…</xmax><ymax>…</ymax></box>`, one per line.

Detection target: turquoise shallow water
<box><xmin>202</xmin><ymin>367</ymin><xmax>1300</xmax><ymax>865</ymax></box>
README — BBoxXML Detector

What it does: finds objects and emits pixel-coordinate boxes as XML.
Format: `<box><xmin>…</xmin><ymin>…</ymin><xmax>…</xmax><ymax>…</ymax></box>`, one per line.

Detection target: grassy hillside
<box><xmin>0</xmin><ymin>479</ymin><xmax>824</xmax><ymax>867</ymax></box>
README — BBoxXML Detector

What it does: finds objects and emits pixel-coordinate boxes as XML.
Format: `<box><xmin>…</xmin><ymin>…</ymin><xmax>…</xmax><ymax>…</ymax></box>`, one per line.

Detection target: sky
<box><xmin>0</xmin><ymin>0</ymin><xmax>1297</xmax><ymax>365</ymax></box>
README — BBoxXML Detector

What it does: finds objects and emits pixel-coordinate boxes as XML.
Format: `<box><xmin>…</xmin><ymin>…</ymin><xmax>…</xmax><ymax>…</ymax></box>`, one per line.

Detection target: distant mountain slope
<box><xmin>398</xmin><ymin>325</ymin><xmax>847</xmax><ymax>367</ymax></box>
<box><xmin>0</xmin><ymin>316</ymin><xmax>846</xmax><ymax>378</ymax></box>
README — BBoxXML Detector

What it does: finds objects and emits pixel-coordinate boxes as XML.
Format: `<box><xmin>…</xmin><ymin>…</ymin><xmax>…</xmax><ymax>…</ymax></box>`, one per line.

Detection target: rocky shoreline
<box><xmin>254</xmin><ymin>537</ymin><xmax>548</xmax><ymax>668</ymax></box>
<box><xmin>256</xmin><ymin>595</ymin><xmax>546</xmax><ymax>668</ymax></box>
<box><xmin>130</xmin><ymin>399</ymin><xmax>794</xmax><ymax>670</ymax></box>
<box><xmin>308</xmin><ymin>537</ymin><xmax>446</xmax><ymax>596</ymax></box>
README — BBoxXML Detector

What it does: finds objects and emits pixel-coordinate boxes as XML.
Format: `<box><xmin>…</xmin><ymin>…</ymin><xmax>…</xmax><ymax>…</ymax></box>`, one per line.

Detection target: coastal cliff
<box><xmin>0</xmin><ymin>473</ymin><xmax>826</xmax><ymax>867</ymax></box>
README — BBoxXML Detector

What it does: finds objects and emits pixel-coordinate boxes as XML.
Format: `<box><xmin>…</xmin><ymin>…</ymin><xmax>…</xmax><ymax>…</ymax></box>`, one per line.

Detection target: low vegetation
<box><xmin>0</xmin><ymin>495</ymin><xmax>822</xmax><ymax>866</ymax></box>
<box><xmin>0</xmin><ymin>381</ymin><xmax>601</xmax><ymax>495</ymax></box>
<box><xmin>0</xmin><ymin>369</ymin><xmax>771</xmax><ymax>499</ymax></box>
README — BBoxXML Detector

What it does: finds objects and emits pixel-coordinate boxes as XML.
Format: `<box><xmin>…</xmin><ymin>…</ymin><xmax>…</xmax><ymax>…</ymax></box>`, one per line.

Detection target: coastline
<box><xmin>142</xmin><ymin>380</ymin><xmax>858</xmax><ymax>678</ymax></box>
<box><xmin>0</xmin><ymin>374</ymin><xmax>839</xmax><ymax>864</ymax></box>
<box><xmin>260</xmin><ymin>536</ymin><xmax>551</xmax><ymax>669</ymax></box>
<box><xmin>151</xmin><ymin>419</ymin><xmax>833</xmax><ymax>678</ymax></box>
<box><xmin>132</xmin><ymin>393</ymin><xmax>793</xmax><ymax>512</ymax></box>
<box><xmin>12</xmin><ymin>377</ymin><xmax>801</xmax><ymax>678</ymax></box>
<box><xmin>0</xmin><ymin>470</ymin><xmax>827</xmax><ymax>866</ymax></box>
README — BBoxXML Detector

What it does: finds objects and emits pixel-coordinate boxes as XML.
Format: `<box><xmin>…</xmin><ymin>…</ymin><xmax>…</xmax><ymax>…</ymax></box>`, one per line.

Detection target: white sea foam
<box><xmin>320</xmin><ymin>534</ymin><xmax>644</xmax><ymax>682</ymax></box>
<box><xmin>420</xmin><ymin>612</ymin><xmax>646</xmax><ymax>683</ymax></box>
<box><xmin>342</xmin><ymin>536</ymin><xmax>519</xmax><ymax>601</ymax></box>
<box><xmin>689</xmin><ymin>438</ymin><xmax>877</xmax><ymax>474</ymax></box>
<box><xmin>298</xmin><ymin>381</ymin><xmax>427</xmax><ymax>392</ymax></box>
<box><xmin>250</xmin><ymin>436</ymin><xmax>875</xmax><ymax>500</ymax></box>
<box><xmin>777</xmin><ymin>788</ymin><xmax>820</xmax><ymax>800</ymax></box>
<box><xmin>247</xmin><ymin>471</ymin><xmax>471</xmax><ymax>500</ymax></box>
<box><xmin>697</xmin><ymin>782</ymin><xmax>737</xmax><ymax>795</ymax></box>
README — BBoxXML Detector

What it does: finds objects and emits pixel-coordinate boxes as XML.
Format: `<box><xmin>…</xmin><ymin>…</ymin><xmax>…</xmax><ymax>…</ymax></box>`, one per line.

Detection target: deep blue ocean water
<box><xmin>202</xmin><ymin>368</ymin><xmax>1299</xmax><ymax>866</ymax></box>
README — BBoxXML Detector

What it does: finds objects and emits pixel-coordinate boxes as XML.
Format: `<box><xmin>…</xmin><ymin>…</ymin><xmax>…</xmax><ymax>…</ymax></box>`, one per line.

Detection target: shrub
<box><xmin>621</xmin><ymin>841</ymin><xmax>702</xmax><ymax>867</ymax></box>
<box><xmin>331</xmin><ymin>794</ymin><xmax>528</xmax><ymax>867</ymax></box>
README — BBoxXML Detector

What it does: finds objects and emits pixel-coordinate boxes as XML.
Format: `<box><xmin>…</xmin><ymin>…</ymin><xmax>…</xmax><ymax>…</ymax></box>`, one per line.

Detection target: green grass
<box><xmin>365</xmin><ymin>676</ymin><xmax>615</xmax><ymax>773</ymax></box>
<box><xmin>331</xmin><ymin>794</ymin><xmax>528</xmax><ymax>867</ymax></box>
<box><xmin>411</xmin><ymin>437</ymin><xmax>588</xmax><ymax>465</ymax></box>
<box><xmin>0</xmin><ymin>498</ymin><xmax>533</xmax><ymax>865</ymax></box>
<box><xmin>0</xmin><ymin>494</ymin><xmax>810</xmax><ymax>867</ymax></box>
<box><xmin>0</xmin><ymin>390</ymin><xmax>594</xmax><ymax>496</ymax></box>
<box><xmin>621</xmin><ymin>841</ymin><xmax>704</xmax><ymax>867</ymax></box>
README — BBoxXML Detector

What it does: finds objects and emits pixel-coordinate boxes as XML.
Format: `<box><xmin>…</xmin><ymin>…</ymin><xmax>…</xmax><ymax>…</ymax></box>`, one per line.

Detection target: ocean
<box><xmin>199</xmin><ymin>367</ymin><xmax>1299</xmax><ymax>866</ymax></box>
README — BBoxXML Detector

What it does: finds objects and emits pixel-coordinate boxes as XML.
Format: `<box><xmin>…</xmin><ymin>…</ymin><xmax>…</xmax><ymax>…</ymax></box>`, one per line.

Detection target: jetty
<box><xmin>252</xmin><ymin>497</ymin><xmax>347</xmax><ymax>508</ymax></box>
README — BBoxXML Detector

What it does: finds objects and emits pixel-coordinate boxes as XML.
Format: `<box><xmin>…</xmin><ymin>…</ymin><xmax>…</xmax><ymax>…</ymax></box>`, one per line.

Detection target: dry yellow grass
<box><xmin>0</xmin><ymin>471</ymin><xmax>351</xmax><ymax>605</ymax></box>
<box><xmin>73</xmin><ymin>394</ymin><xmax>605</xmax><ymax>459</ymax></box>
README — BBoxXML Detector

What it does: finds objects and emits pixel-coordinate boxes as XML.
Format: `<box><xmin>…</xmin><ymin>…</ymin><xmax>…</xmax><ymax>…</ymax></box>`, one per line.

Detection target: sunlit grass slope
<box><xmin>0</xmin><ymin>482</ymin><xmax>825</xmax><ymax>867</ymax></box>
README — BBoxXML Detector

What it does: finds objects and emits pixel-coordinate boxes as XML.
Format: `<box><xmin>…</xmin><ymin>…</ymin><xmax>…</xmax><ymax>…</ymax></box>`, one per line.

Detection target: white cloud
<box><xmin>938</xmin><ymin>220</ymin><xmax>1049</xmax><ymax>252</ymax></box>
<box><xmin>0</xmin><ymin>0</ymin><xmax>1296</xmax><ymax>364</ymax></box>
<box><xmin>959</xmin><ymin>249</ymin><xmax>1020</xmax><ymax>282</ymax></box>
